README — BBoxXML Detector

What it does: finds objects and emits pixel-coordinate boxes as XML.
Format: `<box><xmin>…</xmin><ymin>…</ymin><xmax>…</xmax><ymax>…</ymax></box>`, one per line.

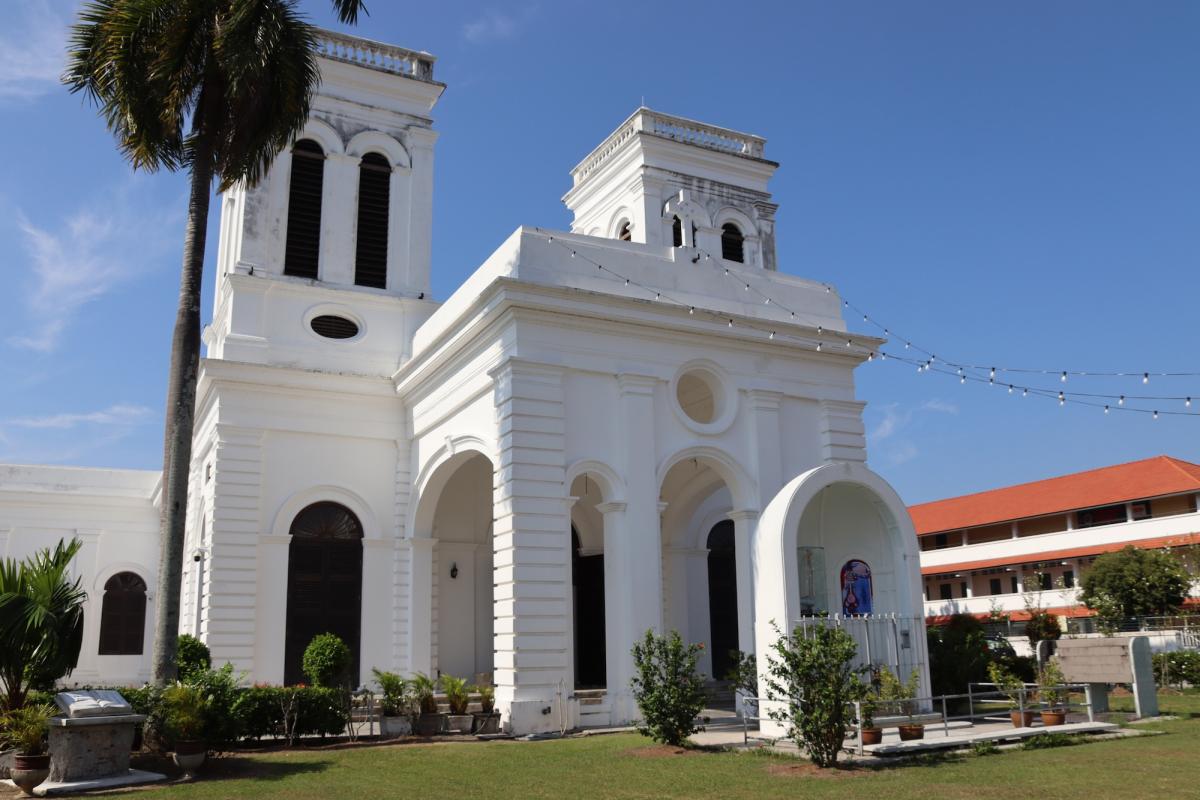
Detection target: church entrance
<box><xmin>706</xmin><ymin>520</ymin><xmax>739</xmax><ymax>681</ymax></box>
<box><xmin>572</xmin><ymin>528</ymin><xmax>606</xmax><ymax>688</ymax></box>
<box><xmin>284</xmin><ymin>502</ymin><xmax>364</xmax><ymax>686</ymax></box>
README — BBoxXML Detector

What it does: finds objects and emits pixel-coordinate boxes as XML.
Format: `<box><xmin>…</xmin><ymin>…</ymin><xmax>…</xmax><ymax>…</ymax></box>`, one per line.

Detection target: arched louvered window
<box><xmin>618</xmin><ymin>221</ymin><xmax>632</xmax><ymax>242</ymax></box>
<box><xmin>671</xmin><ymin>215</ymin><xmax>683</xmax><ymax>248</ymax></box>
<box><xmin>284</xmin><ymin>139</ymin><xmax>325</xmax><ymax>279</ymax></box>
<box><xmin>98</xmin><ymin>572</ymin><xmax>147</xmax><ymax>655</ymax></box>
<box><xmin>721</xmin><ymin>223</ymin><xmax>744</xmax><ymax>263</ymax></box>
<box><xmin>354</xmin><ymin>152</ymin><xmax>391</xmax><ymax>288</ymax></box>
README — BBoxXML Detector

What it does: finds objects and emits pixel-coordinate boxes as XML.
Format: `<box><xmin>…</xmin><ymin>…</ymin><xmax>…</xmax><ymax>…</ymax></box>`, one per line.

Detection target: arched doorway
<box><xmin>706</xmin><ymin>521</ymin><xmax>738</xmax><ymax>680</ymax></box>
<box><xmin>572</xmin><ymin>527</ymin><xmax>606</xmax><ymax>688</ymax></box>
<box><xmin>284</xmin><ymin>502</ymin><xmax>364</xmax><ymax>686</ymax></box>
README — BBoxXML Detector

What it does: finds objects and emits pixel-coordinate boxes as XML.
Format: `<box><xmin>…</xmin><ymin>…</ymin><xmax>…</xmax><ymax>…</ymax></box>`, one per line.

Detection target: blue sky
<box><xmin>0</xmin><ymin>0</ymin><xmax>1197</xmax><ymax>503</ymax></box>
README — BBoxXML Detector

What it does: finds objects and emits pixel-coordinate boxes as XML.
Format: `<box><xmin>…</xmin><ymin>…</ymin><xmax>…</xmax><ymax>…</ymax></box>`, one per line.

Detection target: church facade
<box><xmin>0</xmin><ymin>30</ymin><xmax>928</xmax><ymax>734</ymax></box>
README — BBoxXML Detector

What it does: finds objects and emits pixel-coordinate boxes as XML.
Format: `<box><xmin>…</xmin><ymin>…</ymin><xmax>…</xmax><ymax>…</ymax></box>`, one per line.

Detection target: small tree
<box><xmin>926</xmin><ymin>613</ymin><xmax>991</xmax><ymax>697</ymax></box>
<box><xmin>764</xmin><ymin>623</ymin><xmax>863</xmax><ymax>768</ymax></box>
<box><xmin>302</xmin><ymin>633</ymin><xmax>352</xmax><ymax>689</ymax></box>
<box><xmin>1081</xmin><ymin>546</ymin><xmax>1191</xmax><ymax>628</ymax></box>
<box><xmin>629</xmin><ymin>630</ymin><xmax>707</xmax><ymax>746</ymax></box>
<box><xmin>176</xmin><ymin>634</ymin><xmax>212</xmax><ymax>682</ymax></box>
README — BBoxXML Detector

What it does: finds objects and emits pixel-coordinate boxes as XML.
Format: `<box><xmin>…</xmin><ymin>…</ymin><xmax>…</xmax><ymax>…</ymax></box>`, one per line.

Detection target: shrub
<box><xmin>1021</xmin><ymin>732</ymin><xmax>1081</xmax><ymax>750</ymax></box>
<box><xmin>1081</xmin><ymin>546</ymin><xmax>1191</xmax><ymax>623</ymax></box>
<box><xmin>302</xmin><ymin>633</ymin><xmax>352</xmax><ymax>688</ymax></box>
<box><xmin>987</xmin><ymin>662</ymin><xmax>1026</xmax><ymax>708</ymax></box>
<box><xmin>1153</xmin><ymin>650</ymin><xmax>1200</xmax><ymax>688</ymax></box>
<box><xmin>629</xmin><ymin>629</ymin><xmax>707</xmax><ymax>747</ymax></box>
<box><xmin>232</xmin><ymin>687</ymin><xmax>285</xmax><ymax>740</ymax></box>
<box><xmin>1038</xmin><ymin>660</ymin><xmax>1068</xmax><ymax>709</ymax></box>
<box><xmin>160</xmin><ymin>683</ymin><xmax>209</xmax><ymax>744</ymax></box>
<box><xmin>878</xmin><ymin>667</ymin><xmax>922</xmax><ymax>720</ymax></box>
<box><xmin>188</xmin><ymin>664</ymin><xmax>243</xmax><ymax>746</ymax></box>
<box><xmin>176</xmin><ymin>635</ymin><xmax>212</xmax><ymax>681</ymax></box>
<box><xmin>926</xmin><ymin>614</ymin><xmax>990</xmax><ymax>697</ymax></box>
<box><xmin>371</xmin><ymin>669</ymin><xmax>414</xmax><ymax>718</ymax></box>
<box><xmin>441</xmin><ymin>675</ymin><xmax>470</xmax><ymax>715</ymax></box>
<box><xmin>0</xmin><ymin>703</ymin><xmax>55</xmax><ymax>755</ymax></box>
<box><xmin>1024</xmin><ymin>611</ymin><xmax>1062</xmax><ymax>647</ymax></box>
<box><xmin>294</xmin><ymin>687</ymin><xmax>348</xmax><ymax>737</ymax></box>
<box><xmin>724</xmin><ymin>649</ymin><xmax>758</xmax><ymax>712</ymax></box>
<box><xmin>477</xmin><ymin>684</ymin><xmax>495</xmax><ymax>713</ymax></box>
<box><xmin>764</xmin><ymin>623</ymin><xmax>863</xmax><ymax>768</ymax></box>
<box><xmin>411</xmin><ymin>673</ymin><xmax>439</xmax><ymax>714</ymax></box>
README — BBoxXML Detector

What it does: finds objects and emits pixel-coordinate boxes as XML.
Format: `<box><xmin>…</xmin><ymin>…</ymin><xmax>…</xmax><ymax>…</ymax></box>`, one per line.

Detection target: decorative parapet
<box><xmin>571</xmin><ymin>107</ymin><xmax>767</xmax><ymax>186</ymax></box>
<box><xmin>314</xmin><ymin>28</ymin><xmax>436</xmax><ymax>82</ymax></box>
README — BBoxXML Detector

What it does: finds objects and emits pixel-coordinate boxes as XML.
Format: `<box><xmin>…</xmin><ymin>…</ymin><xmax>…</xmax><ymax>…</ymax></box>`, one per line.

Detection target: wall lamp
<box><xmin>450</xmin><ymin>562</ymin><xmax>459</xmax><ymax>580</ymax></box>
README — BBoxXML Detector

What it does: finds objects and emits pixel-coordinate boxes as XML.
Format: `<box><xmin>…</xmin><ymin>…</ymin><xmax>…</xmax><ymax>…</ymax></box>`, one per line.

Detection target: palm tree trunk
<box><xmin>152</xmin><ymin>140</ymin><xmax>213</xmax><ymax>686</ymax></box>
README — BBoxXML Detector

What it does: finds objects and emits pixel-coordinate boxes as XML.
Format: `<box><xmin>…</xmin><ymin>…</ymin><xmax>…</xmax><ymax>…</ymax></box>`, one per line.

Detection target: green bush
<box><xmin>231</xmin><ymin>686</ymin><xmax>284</xmax><ymax>740</ymax></box>
<box><xmin>1024</xmin><ymin>611</ymin><xmax>1062</xmax><ymax>646</ymax></box>
<box><xmin>764</xmin><ymin>623</ymin><xmax>864</xmax><ymax>768</ymax></box>
<box><xmin>189</xmin><ymin>664</ymin><xmax>243</xmax><ymax>746</ymax></box>
<box><xmin>629</xmin><ymin>629</ymin><xmax>707</xmax><ymax>747</ymax></box>
<box><xmin>1153</xmin><ymin>651</ymin><xmax>1200</xmax><ymax>688</ymax></box>
<box><xmin>926</xmin><ymin>614</ymin><xmax>991</xmax><ymax>697</ymax></box>
<box><xmin>302</xmin><ymin>633</ymin><xmax>352</xmax><ymax>688</ymax></box>
<box><xmin>371</xmin><ymin>669</ymin><xmax>414</xmax><ymax>718</ymax></box>
<box><xmin>295</xmin><ymin>686</ymin><xmax>349</xmax><ymax>737</ymax></box>
<box><xmin>230</xmin><ymin>685</ymin><xmax>347</xmax><ymax>740</ymax></box>
<box><xmin>176</xmin><ymin>635</ymin><xmax>212</xmax><ymax>681</ymax></box>
<box><xmin>441</xmin><ymin>675</ymin><xmax>470</xmax><ymax>715</ymax></box>
<box><xmin>159</xmin><ymin>683</ymin><xmax>209</xmax><ymax>743</ymax></box>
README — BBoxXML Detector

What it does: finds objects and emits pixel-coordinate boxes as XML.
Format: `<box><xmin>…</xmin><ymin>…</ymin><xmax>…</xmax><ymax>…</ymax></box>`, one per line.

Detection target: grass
<box><xmin>33</xmin><ymin>710</ymin><xmax>1192</xmax><ymax>800</ymax></box>
<box><xmin>1107</xmin><ymin>688</ymin><xmax>1200</xmax><ymax>718</ymax></box>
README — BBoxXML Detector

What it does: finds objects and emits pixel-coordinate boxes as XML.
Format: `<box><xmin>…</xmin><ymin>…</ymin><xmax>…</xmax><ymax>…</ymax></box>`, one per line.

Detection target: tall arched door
<box><xmin>707</xmin><ymin>520</ymin><xmax>739</xmax><ymax>681</ymax></box>
<box><xmin>284</xmin><ymin>502</ymin><xmax>364</xmax><ymax>686</ymax></box>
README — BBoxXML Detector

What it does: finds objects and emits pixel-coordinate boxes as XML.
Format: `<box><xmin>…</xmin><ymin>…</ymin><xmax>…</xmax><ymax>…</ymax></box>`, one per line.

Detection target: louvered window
<box><xmin>721</xmin><ymin>223</ymin><xmax>744</xmax><ymax>263</ymax></box>
<box><xmin>284</xmin><ymin>139</ymin><xmax>325</xmax><ymax>279</ymax></box>
<box><xmin>618</xmin><ymin>222</ymin><xmax>632</xmax><ymax>241</ymax></box>
<box><xmin>98</xmin><ymin>572</ymin><xmax>147</xmax><ymax>655</ymax></box>
<box><xmin>354</xmin><ymin>153</ymin><xmax>391</xmax><ymax>288</ymax></box>
<box><xmin>671</xmin><ymin>215</ymin><xmax>683</xmax><ymax>247</ymax></box>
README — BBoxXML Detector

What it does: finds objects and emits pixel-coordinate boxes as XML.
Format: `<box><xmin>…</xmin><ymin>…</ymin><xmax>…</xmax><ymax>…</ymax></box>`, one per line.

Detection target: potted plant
<box><xmin>988</xmin><ymin>662</ymin><xmax>1034</xmax><ymax>727</ymax></box>
<box><xmin>411</xmin><ymin>673</ymin><xmax>444</xmax><ymax>736</ymax></box>
<box><xmin>473</xmin><ymin>684</ymin><xmax>500</xmax><ymax>735</ymax></box>
<box><xmin>441</xmin><ymin>675</ymin><xmax>472</xmax><ymax>734</ymax></box>
<box><xmin>1</xmin><ymin>703</ymin><xmax>55</xmax><ymax>796</ymax></box>
<box><xmin>372</xmin><ymin>669</ymin><xmax>413</xmax><ymax>738</ymax></box>
<box><xmin>859</xmin><ymin>692</ymin><xmax>882</xmax><ymax>745</ymax></box>
<box><xmin>1038</xmin><ymin>660</ymin><xmax>1068</xmax><ymax>727</ymax></box>
<box><xmin>879</xmin><ymin>668</ymin><xmax>924</xmax><ymax>741</ymax></box>
<box><xmin>160</xmin><ymin>683</ymin><xmax>208</xmax><ymax>778</ymax></box>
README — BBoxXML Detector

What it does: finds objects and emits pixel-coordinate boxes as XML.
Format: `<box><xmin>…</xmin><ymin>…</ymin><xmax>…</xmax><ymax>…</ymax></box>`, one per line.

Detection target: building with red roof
<box><xmin>913</xmin><ymin>456</ymin><xmax>1200</xmax><ymax>623</ymax></box>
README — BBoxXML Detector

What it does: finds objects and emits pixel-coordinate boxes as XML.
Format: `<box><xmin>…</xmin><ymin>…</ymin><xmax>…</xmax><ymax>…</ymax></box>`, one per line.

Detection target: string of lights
<box><xmin>529</xmin><ymin>228</ymin><xmax>1200</xmax><ymax>419</ymax></box>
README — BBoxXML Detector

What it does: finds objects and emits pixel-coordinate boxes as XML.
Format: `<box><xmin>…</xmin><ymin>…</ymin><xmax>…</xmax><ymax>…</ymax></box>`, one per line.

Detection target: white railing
<box><xmin>315</xmin><ymin>29</ymin><xmax>435</xmax><ymax>81</ymax></box>
<box><xmin>570</xmin><ymin>108</ymin><xmax>766</xmax><ymax>185</ymax></box>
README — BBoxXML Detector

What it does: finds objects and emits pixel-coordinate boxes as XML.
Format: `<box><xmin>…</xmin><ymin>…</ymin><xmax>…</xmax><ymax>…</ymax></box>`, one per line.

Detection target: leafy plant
<box><xmin>1038</xmin><ymin>659</ymin><xmax>1068</xmax><ymax>710</ymax></box>
<box><xmin>441</xmin><ymin>675</ymin><xmax>470</xmax><ymax>715</ymax></box>
<box><xmin>1021</xmin><ymin>732</ymin><xmax>1081</xmax><ymax>750</ymax></box>
<box><xmin>764</xmin><ymin>623</ymin><xmax>864</xmax><ymax>768</ymax></box>
<box><xmin>160</xmin><ymin>683</ymin><xmax>209</xmax><ymax>743</ymax></box>
<box><xmin>878</xmin><ymin>667</ymin><xmax>922</xmax><ymax>721</ymax></box>
<box><xmin>0</xmin><ymin>703</ymin><xmax>55</xmax><ymax>755</ymax></box>
<box><xmin>372</xmin><ymin>670</ymin><xmax>414</xmax><ymax>718</ymax></box>
<box><xmin>724</xmin><ymin>649</ymin><xmax>759</xmax><ymax>713</ymax></box>
<box><xmin>0</xmin><ymin>539</ymin><xmax>87</xmax><ymax>709</ymax></box>
<box><xmin>176</xmin><ymin>635</ymin><xmax>212</xmax><ymax>682</ymax></box>
<box><xmin>987</xmin><ymin>662</ymin><xmax>1027</xmax><ymax>709</ymax></box>
<box><xmin>1153</xmin><ymin>650</ymin><xmax>1200</xmax><ymax>688</ymax></box>
<box><xmin>1081</xmin><ymin>546</ymin><xmax>1191</xmax><ymax>628</ymax></box>
<box><xmin>302</xmin><ymin>633</ymin><xmax>352</xmax><ymax>689</ymax></box>
<box><xmin>187</xmin><ymin>664</ymin><xmax>243</xmax><ymax>746</ymax></box>
<box><xmin>411</xmin><ymin>673</ymin><xmax>439</xmax><ymax>715</ymax></box>
<box><xmin>971</xmin><ymin>740</ymin><xmax>1001</xmax><ymax>756</ymax></box>
<box><xmin>629</xmin><ymin>629</ymin><xmax>707</xmax><ymax>747</ymax></box>
<box><xmin>476</xmin><ymin>684</ymin><xmax>495</xmax><ymax>714</ymax></box>
<box><xmin>1023</xmin><ymin>610</ymin><xmax>1063</xmax><ymax>647</ymax></box>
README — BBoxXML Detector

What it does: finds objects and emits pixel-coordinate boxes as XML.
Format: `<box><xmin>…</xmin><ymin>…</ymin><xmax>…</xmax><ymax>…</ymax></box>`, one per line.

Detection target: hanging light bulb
<box><xmin>817</xmin><ymin>326</ymin><xmax>823</xmax><ymax>335</ymax></box>
<box><xmin>1022</xmin><ymin>388</ymin><xmax>1028</xmax><ymax>398</ymax></box>
<box><xmin>570</xmin><ymin>251</ymin><xmax>576</xmax><ymax>258</ymax></box>
<box><xmin>1104</xmin><ymin>405</ymin><xmax>1110</xmax><ymax>415</ymax></box>
<box><xmin>1187</xmin><ymin>397</ymin><xmax>1193</xmax><ymax>408</ymax></box>
<box><xmin>654</xmin><ymin>292</ymin><xmax>661</xmax><ymax>301</ymax></box>
<box><xmin>880</xmin><ymin>351</ymin><xmax>886</xmax><ymax>360</ymax></box>
<box><xmin>724</xmin><ymin>268</ymin><xmax>730</xmax><ymax>276</ymax></box>
<box><xmin>1119</xmin><ymin>395</ymin><xmax>1125</xmax><ymax>406</ymax></box>
<box><xmin>1153</xmin><ymin>410</ymin><xmax>1159</xmax><ymax>420</ymax></box>
<box><xmin>916</xmin><ymin>364</ymin><xmax>922</xmax><ymax>374</ymax></box>
<box><xmin>1008</xmin><ymin>385</ymin><xmax>1014</xmax><ymax>394</ymax></box>
<box><xmin>868</xmin><ymin>352</ymin><xmax>874</xmax><ymax>361</ymax></box>
<box><xmin>744</xmin><ymin>283</ymin><xmax>750</xmax><ymax>291</ymax></box>
<box><xmin>817</xmin><ymin>342</ymin><xmax>823</xmax><ymax>352</ymax></box>
<box><xmin>904</xmin><ymin>341</ymin><xmax>910</xmax><ymax>349</ymax></box>
<box><xmin>847</xmin><ymin>340</ymin><xmax>853</xmax><ymax>348</ymax></box>
<box><xmin>624</xmin><ymin>278</ymin><xmax>630</xmax><ymax>286</ymax></box>
<box><xmin>990</xmin><ymin>367</ymin><xmax>996</xmax><ymax>380</ymax></box>
<box><xmin>688</xmin><ymin>306</ymin><xmax>695</xmax><ymax>315</ymax></box>
<box><xmin>764</xmin><ymin>297</ymin><xmax>771</xmax><ymax>305</ymax></box>
<box><xmin>727</xmin><ymin>318</ymin><xmax>733</xmax><ymax>328</ymax></box>
<box><xmin>790</xmin><ymin>312</ymin><xmax>796</xmax><ymax>320</ymax></box>
<box><xmin>960</xmin><ymin>375</ymin><xmax>966</xmax><ymax>384</ymax></box>
<box><xmin>1061</xmin><ymin>371</ymin><xmax>1068</xmax><ymax>383</ymax></box>
<box><xmin>769</xmin><ymin>331</ymin><xmax>775</xmax><ymax>340</ymax></box>
<box><xmin>1143</xmin><ymin>373</ymin><xmax>1149</xmax><ymax>384</ymax></box>
<box><xmin>1058</xmin><ymin>391</ymin><xmax>1065</xmax><ymax>406</ymax></box>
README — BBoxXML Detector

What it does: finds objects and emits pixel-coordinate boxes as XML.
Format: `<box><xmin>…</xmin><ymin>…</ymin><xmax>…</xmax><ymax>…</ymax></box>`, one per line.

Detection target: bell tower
<box><xmin>562</xmin><ymin>108</ymin><xmax>780</xmax><ymax>270</ymax></box>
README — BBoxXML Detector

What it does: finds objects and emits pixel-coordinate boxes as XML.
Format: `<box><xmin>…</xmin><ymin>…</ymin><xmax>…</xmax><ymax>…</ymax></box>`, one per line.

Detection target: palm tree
<box><xmin>0</xmin><ymin>539</ymin><xmax>87</xmax><ymax>710</ymax></box>
<box><xmin>64</xmin><ymin>0</ymin><xmax>368</xmax><ymax>685</ymax></box>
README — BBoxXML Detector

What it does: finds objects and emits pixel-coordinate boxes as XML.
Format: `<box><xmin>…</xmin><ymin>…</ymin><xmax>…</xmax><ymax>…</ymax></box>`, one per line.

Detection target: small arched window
<box><xmin>671</xmin><ymin>215</ymin><xmax>683</xmax><ymax>248</ymax></box>
<box><xmin>617</xmin><ymin>221</ymin><xmax>632</xmax><ymax>242</ymax></box>
<box><xmin>721</xmin><ymin>223</ymin><xmax>744</xmax><ymax>263</ymax></box>
<box><xmin>98</xmin><ymin>572</ymin><xmax>147</xmax><ymax>655</ymax></box>
<box><xmin>284</xmin><ymin>139</ymin><xmax>325</xmax><ymax>279</ymax></box>
<box><xmin>354</xmin><ymin>152</ymin><xmax>391</xmax><ymax>289</ymax></box>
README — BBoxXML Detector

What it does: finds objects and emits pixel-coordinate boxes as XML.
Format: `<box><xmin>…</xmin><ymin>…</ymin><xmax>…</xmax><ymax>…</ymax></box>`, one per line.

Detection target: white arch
<box><xmin>657</xmin><ymin>446</ymin><xmax>756</xmax><ymax>513</ymax></box>
<box><xmin>345</xmin><ymin>130</ymin><xmax>411</xmax><ymax>169</ymax></box>
<box><xmin>295</xmin><ymin>118</ymin><xmax>344</xmax><ymax>156</ymax></box>
<box><xmin>409</xmin><ymin>436</ymin><xmax>496</xmax><ymax>540</ymax></box>
<box><xmin>270</xmin><ymin>485</ymin><xmax>381</xmax><ymax>540</ymax></box>
<box><xmin>605</xmin><ymin>206</ymin><xmax>635</xmax><ymax>239</ymax></box>
<box><xmin>713</xmin><ymin>206</ymin><xmax>756</xmax><ymax>238</ymax></box>
<box><xmin>565</xmin><ymin>458</ymin><xmax>626</xmax><ymax>504</ymax></box>
<box><xmin>93</xmin><ymin>562</ymin><xmax>153</xmax><ymax>595</ymax></box>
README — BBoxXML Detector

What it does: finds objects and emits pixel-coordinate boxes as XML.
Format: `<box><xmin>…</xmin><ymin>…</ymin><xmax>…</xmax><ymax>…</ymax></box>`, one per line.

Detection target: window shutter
<box><xmin>354</xmin><ymin>153</ymin><xmax>391</xmax><ymax>288</ymax></box>
<box><xmin>98</xmin><ymin>572</ymin><xmax>148</xmax><ymax>655</ymax></box>
<box><xmin>721</xmin><ymin>223</ymin><xmax>744</xmax><ymax>263</ymax></box>
<box><xmin>284</xmin><ymin>139</ymin><xmax>325</xmax><ymax>279</ymax></box>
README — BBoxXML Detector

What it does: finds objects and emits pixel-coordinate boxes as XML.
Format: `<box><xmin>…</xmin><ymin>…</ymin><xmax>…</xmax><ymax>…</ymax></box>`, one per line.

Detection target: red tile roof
<box><xmin>920</xmin><ymin>532</ymin><xmax>1200</xmax><ymax>576</ymax></box>
<box><xmin>909</xmin><ymin>456</ymin><xmax>1200</xmax><ymax>536</ymax></box>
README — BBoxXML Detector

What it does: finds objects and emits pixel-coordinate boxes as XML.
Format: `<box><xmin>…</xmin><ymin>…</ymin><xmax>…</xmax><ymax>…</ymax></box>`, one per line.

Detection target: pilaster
<box><xmin>819</xmin><ymin>399</ymin><xmax>867</xmax><ymax>463</ymax></box>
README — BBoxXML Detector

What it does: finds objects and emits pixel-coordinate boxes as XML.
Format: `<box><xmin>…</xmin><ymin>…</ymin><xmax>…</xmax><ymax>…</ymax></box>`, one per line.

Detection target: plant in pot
<box><xmin>372</xmin><ymin>669</ymin><xmax>413</xmax><ymax>738</ymax></box>
<box><xmin>411</xmin><ymin>673</ymin><xmax>444</xmax><ymax>736</ymax></box>
<box><xmin>879</xmin><ymin>668</ymin><xmax>924</xmax><ymax>741</ymax></box>
<box><xmin>1038</xmin><ymin>660</ymin><xmax>1068</xmax><ymax>727</ymax></box>
<box><xmin>160</xmin><ymin>683</ymin><xmax>209</xmax><ymax>778</ymax></box>
<box><xmin>441</xmin><ymin>675</ymin><xmax>472</xmax><ymax>734</ymax></box>
<box><xmin>858</xmin><ymin>691</ymin><xmax>882</xmax><ymax>746</ymax></box>
<box><xmin>473</xmin><ymin>684</ymin><xmax>500</xmax><ymax>734</ymax></box>
<box><xmin>1</xmin><ymin>703</ymin><xmax>55</xmax><ymax>796</ymax></box>
<box><xmin>988</xmin><ymin>662</ymin><xmax>1033</xmax><ymax>727</ymax></box>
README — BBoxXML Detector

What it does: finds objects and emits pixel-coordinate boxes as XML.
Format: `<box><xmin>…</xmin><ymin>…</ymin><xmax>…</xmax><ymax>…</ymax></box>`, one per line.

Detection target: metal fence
<box><xmin>790</xmin><ymin>615</ymin><xmax>925</xmax><ymax>681</ymax></box>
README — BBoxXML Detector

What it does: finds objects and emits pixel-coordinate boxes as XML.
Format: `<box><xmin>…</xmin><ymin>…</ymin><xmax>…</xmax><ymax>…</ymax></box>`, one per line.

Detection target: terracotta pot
<box><xmin>898</xmin><ymin>724</ymin><xmax>925</xmax><ymax>741</ymax></box>
<box><xmin>1010</xmin><ymin>710</ymin><xmax>1035</xmax><ymax>728</ymax></box>
<box><xmin>473</xmin><ymin>712</ymin><xmax>501</xmax><ymax>735</ymax></box>
<box><xmin>1041</xmin><ymin>709</ymin><xmax>1067</xmax><ymax>727</ymax></box>
<box><xmin>860</xmin><ymin>727</ymin><xmax>883</xmax><ymax>745</ymax></box>
<box><xmin>416</xmin><ymin>713</ymin><xmax>445</xmax><ymax>736</ymax></box>
<box><xmin>173</xmin><ymin>740</ymin><xmax>206</xmax><ymax>778</ymax></box>
<box><xmin>10</xmin><ymin>754</ymin><xmax>49</xmax><ymax>797</ymax></box>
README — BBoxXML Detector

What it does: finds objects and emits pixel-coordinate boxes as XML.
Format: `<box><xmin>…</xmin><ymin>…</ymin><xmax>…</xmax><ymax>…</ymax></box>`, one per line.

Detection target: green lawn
<box><xmin>51</xmin><ymin>710</ymin><xmax>1198</xmax><ymax>800</ymax></box>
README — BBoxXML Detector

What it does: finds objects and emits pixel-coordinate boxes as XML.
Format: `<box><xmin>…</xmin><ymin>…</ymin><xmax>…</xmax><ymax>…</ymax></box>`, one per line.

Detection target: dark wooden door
<box><xmin>707</xmin><ymin>521</ymin><xmax>739</xmax><ymax>681</ymax></box>
<box><xmin>284</xmin><ymin>503</ymin><xmax>363</xmax><ymax>686</ymax></box>
<box><xmin>572</xmin><ymin>529</ymin><xmax>607</xmax><ymax>688</ymax></box>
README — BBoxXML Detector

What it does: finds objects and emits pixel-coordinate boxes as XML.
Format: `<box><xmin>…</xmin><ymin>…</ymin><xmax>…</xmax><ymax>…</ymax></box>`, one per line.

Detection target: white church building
<box><xmin>0</xmin><ymin>30</ymin><xmax>928</xmax><ymax>734</ymax></box>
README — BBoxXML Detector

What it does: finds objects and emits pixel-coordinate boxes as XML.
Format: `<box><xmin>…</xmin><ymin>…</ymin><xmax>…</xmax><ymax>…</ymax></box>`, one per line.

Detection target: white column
<box><xmin>255</xmin><ymin>534</ymin><xmax>291</xmax><ymax>684</ymax></box>
<box><xmin>359</xmin><ymin>538</ymin><xmax>395</xmax><ymax>687</ymax></box>
<box><xmin>385</xmin><ymin>164</ymin><xmax>413</xmax><ymax>294</ymax></box>
<box><xmin>405</xmin><ymin>127</ymin><xmax>438</xmax><ymax>296</ymax></box>
<box><xmin>727</xmin><ymin>510</ymin><xmax>758</xmax><ymax>658</ymax></box>
<box><xmin>71</xmin><ymin>529</ymin><xmax>104</xmax><ymax>683</ymax></box>
<box><xmin>597</xmin><ymin>501</ymin><xmax>628</xmax><ymax>706</ymax></box>
<box><xmin>407</xmin><ymin>537</ymin><xmax>435</xmax><ymax>677</ymax></box>
<box><xmin>320</xmin><ymin>153</ymin><xmax>359</xmax><ymax>285</ymax></box>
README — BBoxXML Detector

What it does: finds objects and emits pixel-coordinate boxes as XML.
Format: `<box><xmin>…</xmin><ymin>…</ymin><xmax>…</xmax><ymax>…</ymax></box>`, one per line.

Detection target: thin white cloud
<box><xmin>8</xmin><ymin>180</ymin><xmax>181</xmax><ymax>352</ymax></box>
<box><xmin>0</xmin><ymin>0</ymin><xmax>70</xmax><ymax>100</ymax></box>
<box><xmin>887</xmin><ymin>442</ymin><xmax>920</xmax><ymax>466</ymax></box>
<box><xmin>8</xmin><ymin>403</ymin><xmax>152</xmax><ymax>430</ymax></box>
<box><xmin>870</xmin><ymin>403</ymin><xmax>909</xmax><ymax>442</ymax></box>
<box><xmin>463</xmin><ymin>6</ymin><xmax>539</xmax><ymax>44</ymax></box>
<box><xmin>921</xmin><ymin>398</ymin><xmax>959</xmax><ymax>415</ymax></box>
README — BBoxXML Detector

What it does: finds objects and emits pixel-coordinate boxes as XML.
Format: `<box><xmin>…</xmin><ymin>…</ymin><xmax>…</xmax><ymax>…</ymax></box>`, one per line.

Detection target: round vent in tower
<box><xmin>310</xmin><ymin>314</ymin><xmax>360</xmax><ymax>340</ymax></box>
